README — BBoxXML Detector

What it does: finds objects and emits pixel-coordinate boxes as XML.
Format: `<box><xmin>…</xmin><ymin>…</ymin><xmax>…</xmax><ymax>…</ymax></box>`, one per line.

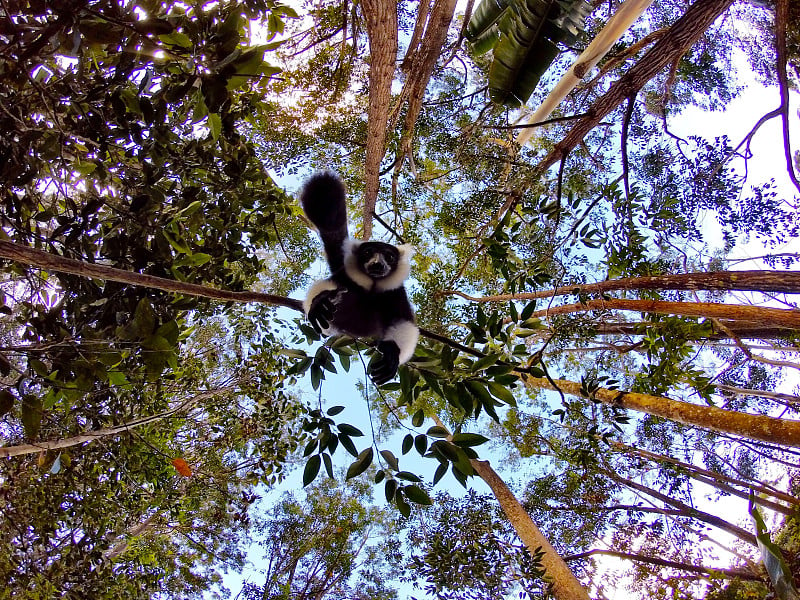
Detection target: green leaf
<box><xmin>411</xmin><ymin>409</ymin><xmax>425</xmax><ymax>427</ymax></box>
<box><xmin>385</xmin><ymin>478</ymin><xmax>398</xmax><ymax>502</ymax></box>
<box><xmin>395</xmin><ymin>490</ymin><xmax>411</xmax><ymax>517</ymax></box>
<box><xmin>339</xmin><ymin>434</ymin><xmax>358</xmax><ymax>457</ymax></box>
<box><xmin>380</xmin><ymin>449</ymin><xmax>399</xmax><ymax>471</ymax></box>
<box><xmin>414</xmin><ymin>434</ymin><xmax>428</xmax><ymax>455</ymax></box>
<box><xmin>402</xmin><ymin>433</ymin><xmax>414</xmax><ymax>455</ymax></box>
<box><xmin>403</xmin><ymin>485</ymin><xmax>433</xmax><ymax>505</ymax></box>
<box><xmin>750</xmin><ymin>498</ymin><xmax>800</xmax><ymax>599</ymax></box>
<box><xmin>21</xmin><ymin>394</ymin><xmax>43</xmax><ymax>439</ymax></box>
<box><xmin>208</xmin><ymin>113</ymin><xmax>222</xmax><ymax>141</ymax></box>
<box><xmin>433</xmin><ymin>462</ymin><xmax>448</xmax><ymax>485</ymax></box>
<box><xmin>302</xmin><ymin>455</ymin><xmax>321</xmax><ymax>486</ymax></box>
<box><xmin>322</xmin><ymin>453</ymin><xmax>334</xmax><ymax>478</ymax></box>
<box><xmin>426</xmin><ymin>426</ymin><xmax>449</xmax><ymax>438</ymax></box>
<box><xmin>338</xmin><ymin>423</ymin><xmax>364</xmax><ymax>437</ymax></box>
<box><xmin>346</xmin><ymin>447</ymin><xmax>374</xmax><ymax>480</ymax></box>
<box><xmin>159</xmin><ymin>31</ymin><xmax>192</xmax><ymax>49</ymax></box>
<box><xmin>466</xmin><ymin>0</ymin><xmax>511</xmax><ymax>46</ymax></box>
<box><xmin>327</xmin><ymin>405</ymin><xmax>345</xmax><ymax>416</ymax></box>
<box><xmin>451</xmin><ymin>433</ymin><xmax>490</xmax><ymax>447</ymax></box>
<box><xmin>0</xmin><ymin>389</ymin><xmax>14</xmax><ymax>416</ymax></box>
<box><xmin>472</xmin><ymin>353</ymin><xmax>501</xmax><ymax>372</ymax></box>
<box><xmin>487</xmin><ymin>381</ymin><xmax>516</xmax><ymax>406</ymax></box>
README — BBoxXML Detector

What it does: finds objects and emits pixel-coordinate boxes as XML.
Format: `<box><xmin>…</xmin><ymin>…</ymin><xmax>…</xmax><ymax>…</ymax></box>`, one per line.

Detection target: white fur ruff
<box><xmin>384</xmin><ymin>321</ymin><xmax>420</xmax><ymax>364</ymax></box>
<box><xmin>343</xmin><ymin>239</ymin><xmax>414</xmax><ymax>292</ymax></box>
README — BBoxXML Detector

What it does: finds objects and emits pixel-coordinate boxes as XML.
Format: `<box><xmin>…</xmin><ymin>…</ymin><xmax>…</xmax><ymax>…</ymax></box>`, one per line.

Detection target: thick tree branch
<box><xmin>524</xmin><ymin>376</ymin><xmax>800</xmax><ymax>448</ymax></box>
<box><xmin>441</xmin><ymin>270</ymin><xmax>800</xmax><ymax>302</ymax></box>
<box><xmin>0</xmin><ymin>240</ymin><xmax>304</xmax><ymax>311</ymax></box>
<box><xmin>529</xmin><ymin>298</ymin><xmax>800</xmax><ymax>330</ymax></box>
<box><xmin>775</xmin><ymin>0</ymin><xmax>800</xmax><ymax>194</ymax></box>
<box><xmin>562</xmin><ymin>549</ymin><xmax>764</xmax><ymax>581</ymax></box>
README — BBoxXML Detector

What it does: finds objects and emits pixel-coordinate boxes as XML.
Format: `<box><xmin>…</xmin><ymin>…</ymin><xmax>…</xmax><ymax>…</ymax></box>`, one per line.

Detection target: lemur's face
<box><xmin>356</xmin><ymin>242</ymin><xmax>400</xmax><ymax>279</ymax></box>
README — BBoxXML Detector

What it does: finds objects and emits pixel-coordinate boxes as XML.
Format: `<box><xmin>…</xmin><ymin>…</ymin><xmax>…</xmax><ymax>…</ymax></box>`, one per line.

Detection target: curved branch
<box><xmin>0</xmin><ymin>240</ymin><xmax>304</xmax><ymax>311</ymax></box>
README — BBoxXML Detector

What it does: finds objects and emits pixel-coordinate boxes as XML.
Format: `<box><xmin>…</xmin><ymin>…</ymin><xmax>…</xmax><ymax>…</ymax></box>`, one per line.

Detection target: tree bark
<box><xmin>471</xmin><ymin>459</ymin><xmax>592</xmax><ymax>600</ymax></box>
<box><xmin>562</xmin><ymin>549</ymin><xmax>764</xmax><ymax>582</ymax></box>
<box><xmin>612</xmin><ymin>441</ymin><xmax>800</xmax><ymax>507</ymax></box>
<box><xmin>524</xmin><ymin>376</ymin><xmax>800</xmax><ymax>447</ymax></box>
<box><xmin>609</xmin><ymin>473</ymin><xmax>757</xmax><ymax>545</ymax></box>
<box><xmin>0</xmin><ymin>390</ymin><xmax>217</xmax><ymax>458</ymax></box>
<box><xmin>360</xmin><ymin>0</ymin><xmax>398</xmax><ymax>239</ymax></box>
<box><xmin>528</xmin><ymin>298</ymin><xmax>800</xmax><ymax>330</ymax></box>
<box><xmin>444</xmin><ymin>270</ymin><xmax>800</xmax><ymax>302</ymax></box>
<box><xmin>396</xmin><ymin>0</ymin><xmax>457</xmax><ymax>161</ymax></box>
<box><xmin>592</xmin><ymin>321</ymin><xmax>796</xmax><ymax>341</ymax></box>
<box><xmin>537</xmin><ymin>0</ymin><xmax>735</xmax><ymax>171</ymax></box>
<box><xmin>0</xmin><ymin>240</ymin><xmax>304</xmax><ymax>311</ymax></box>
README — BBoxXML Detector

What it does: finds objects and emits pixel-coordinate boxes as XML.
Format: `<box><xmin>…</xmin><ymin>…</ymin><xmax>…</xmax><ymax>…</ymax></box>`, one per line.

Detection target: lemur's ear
<box><xmin>397</xmin><ymin>244</ymin><xmax>415</xmax><ymax>261</ymax></box>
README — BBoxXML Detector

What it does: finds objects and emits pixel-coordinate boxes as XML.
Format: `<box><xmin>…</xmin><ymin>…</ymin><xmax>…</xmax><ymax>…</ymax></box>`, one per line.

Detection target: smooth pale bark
<box><xmin>537</xmin><ymin>0</ymin><xmax>735</xmax><ymax>171</ymax></box>
<box><xmin>471</xmin><ymin>459</ymin><xmax>592</xmax><ymax>600</ymax></box>
<box><xmin>0</xmin><ymin>240</ymin><xmax>303</xmax><ymax>311</ymax></box>
<box><xmin>525</xmin><ymin>376</ymin><xmax>800</xmax><ymax>447</ymax></box>
<box><xmin>360</xmin><ymin>0</ymin><xmax>398</xmax><ymax>239</ymax></box>
<box><xmin>444</xmin><ymin>270</ymin><xmax>800</xmax><ymax>302</ymax></box>
<box><xmin>528</xmin><ymin>298</ymin><xmax>800</xmax><ymax>330</ymax></box>
<box><xmin>516</xmin><ymin>0</ymin><xmax>656</xmax><ymax>146</ymax></box>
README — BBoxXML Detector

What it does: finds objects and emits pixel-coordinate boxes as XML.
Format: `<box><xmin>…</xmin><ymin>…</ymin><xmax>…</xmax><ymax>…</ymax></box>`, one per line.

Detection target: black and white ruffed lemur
<box><xmin>300</xmin><ymin>172</ymin><xmax>419</xmax><ymax>385</ymax></box>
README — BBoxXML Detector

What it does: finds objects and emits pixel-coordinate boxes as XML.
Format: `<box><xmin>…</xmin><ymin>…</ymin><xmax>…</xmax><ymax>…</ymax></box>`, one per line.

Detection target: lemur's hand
<box><xmin>369</xmin><ymin>340</ymin><xmax>401</xmax><ymax>386</ymax></box>
<box><xmin>307</xmin><ymin>289</ymin><xmax>337</xmax><ymax>333</ymax></box>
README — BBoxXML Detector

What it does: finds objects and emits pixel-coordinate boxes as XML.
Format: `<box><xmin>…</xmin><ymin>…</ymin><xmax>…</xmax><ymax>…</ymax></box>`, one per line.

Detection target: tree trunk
<box><xmin>524</xmin><ymin>376</ymin><xmax>800</xmax><ymax>447</ymax></box>
<box><xmin>471</xmin><ymin>459</ymin><xmax>592</xmax><ymax>600</ymax></box>
<box><xmin>360</xmin><ymin>0</ymin><xmax>398</xmax><ymax>239</ymax></box>
<box><xmin>396</xmin><ymin>0</ymin><xmax>457</xmax><ymax>162</ymax></box>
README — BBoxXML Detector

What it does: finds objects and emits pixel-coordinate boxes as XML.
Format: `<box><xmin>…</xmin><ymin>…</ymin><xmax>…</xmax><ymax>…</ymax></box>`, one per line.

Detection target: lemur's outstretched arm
<box><xmin>299</xmin><ymin>172</ymin><xmax>348</xmax><ymax>273</ymax></box>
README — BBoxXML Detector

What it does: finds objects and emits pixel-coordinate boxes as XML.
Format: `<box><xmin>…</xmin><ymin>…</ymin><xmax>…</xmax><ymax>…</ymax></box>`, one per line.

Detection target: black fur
<box><xmin>301</xmin><ymin>172</ymin><xmax>418</xmax><ymax>385</ymax></box>
<box><xmin>300</xmin><ymin>172</ymin><xmax>348</xmax><ymax>273</ymax></box>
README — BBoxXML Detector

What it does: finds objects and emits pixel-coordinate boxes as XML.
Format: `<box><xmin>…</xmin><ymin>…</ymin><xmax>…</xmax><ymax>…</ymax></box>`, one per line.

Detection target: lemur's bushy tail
<box><xmin>300</xmin><ymin>172</ymin><xmax>349</xmax><ymax>272</ymax></box>
<box><xmin>300</xmin><ymin>172</ymin><xmax>348</xmax><ymax>237</ymax></box>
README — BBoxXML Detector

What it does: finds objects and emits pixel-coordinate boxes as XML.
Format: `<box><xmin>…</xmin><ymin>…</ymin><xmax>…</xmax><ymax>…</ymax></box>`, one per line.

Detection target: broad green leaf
<box><xmin>346</xmin><ymin>447</ymin><xmax>374</xmax><ymax>480</ymax></box>
<box><xmin>452</xmin><ymin>433</ymin><xmax>490</xmax><ymax>447</ymax></box>
<box><xmin>403</xmin><ymin>485</ymin><xmax>433</xmax><ymax>506</ymax></box>
<box><xmin>302</xmin><ymin>455</ymin><xmax>321</xmax><ymax>486</ymax></box>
